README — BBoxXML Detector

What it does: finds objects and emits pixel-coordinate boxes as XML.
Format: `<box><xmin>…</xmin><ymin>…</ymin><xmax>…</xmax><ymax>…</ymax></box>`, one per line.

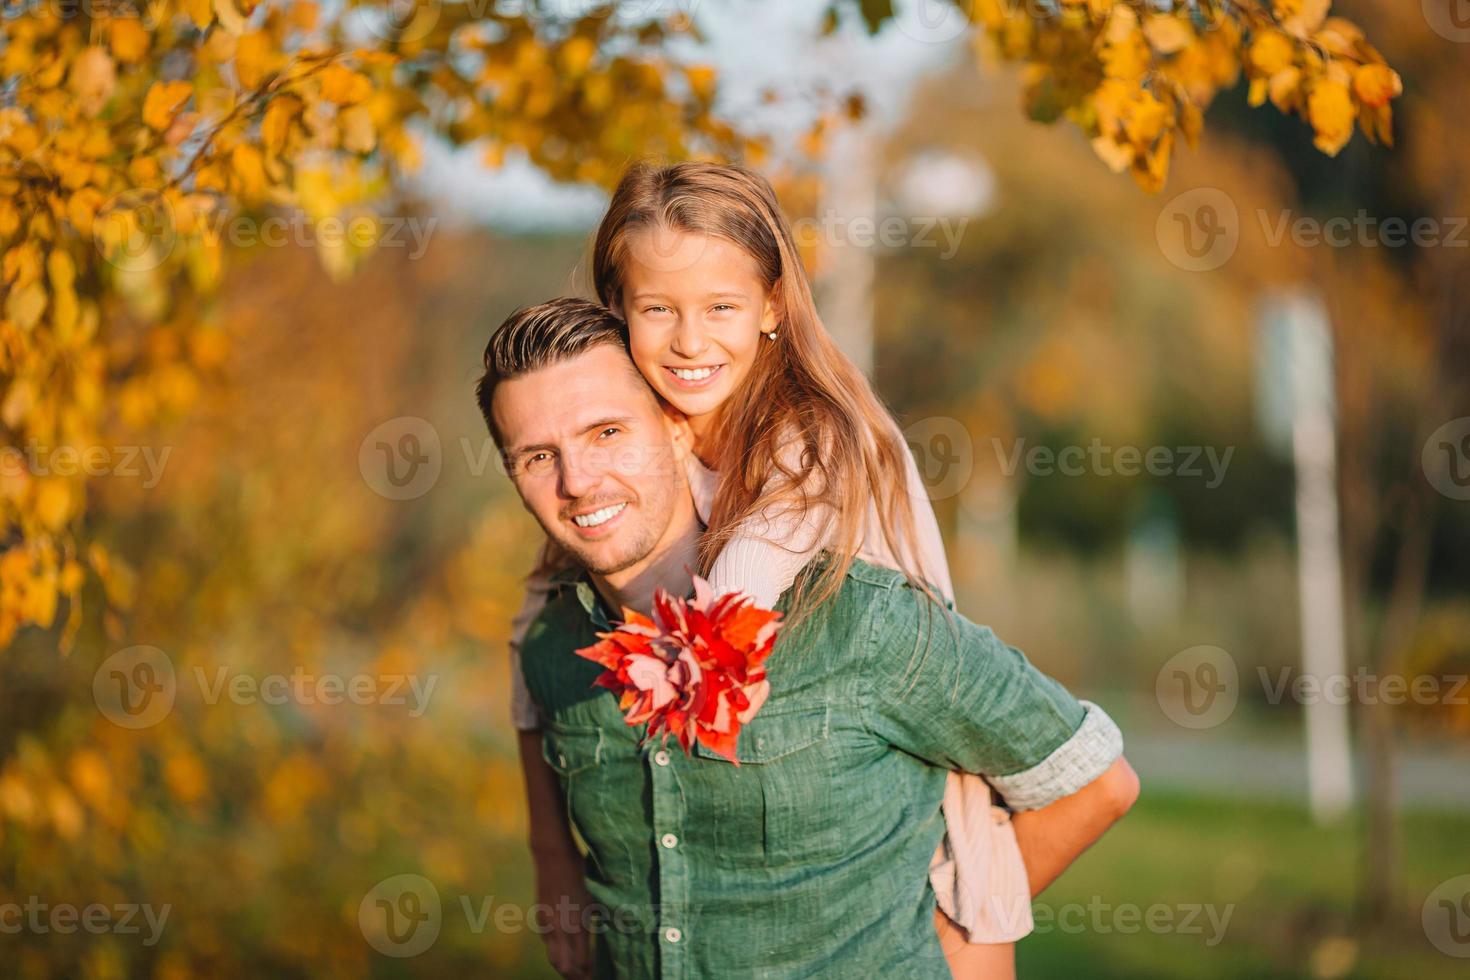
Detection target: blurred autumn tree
<box><xmin>0</xmin><ymin>0</ymin><xmax>1403</xmax><ymax>650</ymax></box>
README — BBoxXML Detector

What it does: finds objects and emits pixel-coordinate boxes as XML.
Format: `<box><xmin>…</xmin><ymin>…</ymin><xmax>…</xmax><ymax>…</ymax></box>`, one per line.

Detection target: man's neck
<box><xmin>590</xmin><ymin>501</ymin><xmax>702</xmax><ymax>615</ymax></box>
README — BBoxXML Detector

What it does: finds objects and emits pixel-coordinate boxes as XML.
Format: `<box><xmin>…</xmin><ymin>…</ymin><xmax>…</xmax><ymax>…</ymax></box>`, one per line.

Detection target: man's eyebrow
<box><xmin>576</xmin><ymin>415</ymin><xmax>638</xmax><ymax>436</ymax></box>
<box><xmin>503</xmin><ymin>416</ymin><xmax>638</xmax><ymax>458</ymax></box>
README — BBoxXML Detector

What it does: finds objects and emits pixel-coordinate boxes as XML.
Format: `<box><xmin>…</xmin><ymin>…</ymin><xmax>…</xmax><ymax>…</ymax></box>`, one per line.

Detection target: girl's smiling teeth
<box><xmin>667</xmin><ymin>365</ymin><xmax>723</xmax><ymax>383</ymax></box>
<box><xmin>572</xmin><ymin>502</ymin><xmax>626</xmax><ymax>528</ymax></box>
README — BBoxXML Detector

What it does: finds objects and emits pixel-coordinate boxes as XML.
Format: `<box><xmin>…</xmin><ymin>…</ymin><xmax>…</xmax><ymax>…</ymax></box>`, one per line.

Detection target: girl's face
<box><xmin>616</xmin><ymin>225</ymin><xmax>778</xmax><ymax>435</ymax></box>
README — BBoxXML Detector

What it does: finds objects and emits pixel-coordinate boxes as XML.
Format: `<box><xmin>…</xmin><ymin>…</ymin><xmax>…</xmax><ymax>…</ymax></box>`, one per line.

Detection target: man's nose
<box><xmin>669</xmin><ymin>316</ymin><xmax>710</xmax><ymax>359</ymax></box>
<box><xmin>557</xmin><ymin>448</ymin><xmax>604</xmax><ymax>499</ymax></box>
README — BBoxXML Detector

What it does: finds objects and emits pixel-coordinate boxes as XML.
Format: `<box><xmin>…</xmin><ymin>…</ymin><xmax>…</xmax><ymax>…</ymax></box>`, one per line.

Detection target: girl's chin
<box><xmin>662</xmin><ymin>387</ymin><xmax>727</xmax><ymax>419</ymax></box>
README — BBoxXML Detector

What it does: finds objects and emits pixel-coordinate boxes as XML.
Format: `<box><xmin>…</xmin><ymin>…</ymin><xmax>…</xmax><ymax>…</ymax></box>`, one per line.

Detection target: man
<box><xmin>476</xmin><ymin>298</ymin><xmax>1139</xmax><ymax>979</ymax></box>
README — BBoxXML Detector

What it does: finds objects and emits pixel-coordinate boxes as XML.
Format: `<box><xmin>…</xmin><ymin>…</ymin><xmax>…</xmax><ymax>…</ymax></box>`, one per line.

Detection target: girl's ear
<box><xmin>760</xmin><ymin>281</ymin><xmax>781</xmax><ymax>334</ymax></box>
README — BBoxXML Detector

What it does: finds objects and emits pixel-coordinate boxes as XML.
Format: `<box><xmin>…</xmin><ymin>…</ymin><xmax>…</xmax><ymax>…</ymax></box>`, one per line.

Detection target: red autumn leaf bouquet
<box><xmin>574</xmin><ymin>577</ymin><xmax>782</xmax><ymax>765</ymax></box>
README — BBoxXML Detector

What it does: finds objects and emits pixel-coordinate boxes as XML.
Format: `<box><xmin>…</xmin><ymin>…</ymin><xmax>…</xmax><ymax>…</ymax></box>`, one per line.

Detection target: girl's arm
<box><xmin>508</xmin><ymin>563</ymin><xmax>554</xmax><ymax>732</ymax></box>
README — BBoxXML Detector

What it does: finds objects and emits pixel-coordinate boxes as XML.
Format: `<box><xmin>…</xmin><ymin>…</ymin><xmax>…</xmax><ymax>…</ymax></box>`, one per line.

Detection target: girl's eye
<box><xmin>643</xmin><ymin>305</ymin><xmax>671</xmax><ymax>315</ymax></box>
<box><xmin>711</xmin><ymin>304</ymin><xmax>734</xmax><ymax>312</ymax></box>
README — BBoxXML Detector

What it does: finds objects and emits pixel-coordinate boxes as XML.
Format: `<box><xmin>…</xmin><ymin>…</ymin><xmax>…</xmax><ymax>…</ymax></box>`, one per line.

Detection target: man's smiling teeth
<box><xmin>671</xmin><ymin>366</ymin><xmax>719</xmax><ymax>381</ymax></box>
<box><xmin>573</xmin><ymin>503</ymin><xmax>626</xmax><ymax>528</ymax></box>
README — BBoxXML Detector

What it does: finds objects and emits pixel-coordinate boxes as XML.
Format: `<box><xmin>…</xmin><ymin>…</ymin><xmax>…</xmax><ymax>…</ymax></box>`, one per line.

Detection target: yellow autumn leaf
<box><xmin>143</xmin><ymin>80</ymin><xmax>194</xmax><ymax>132</ymax></box>
<box><xmin>1353</xmin><ymin>63</ymin><xmax>1402</xmax><ymax>109</ymax></box>
<box><xmin>1142</xmin><ymin>16</ymin><xmax>1192</xmax><ymax>56</ymax></box>
<box><xmin>319</xmin><ymin>63</ymin><xmax>371</xmax><ymax>105</ymax></box>
<box><xmin>261</xmin><ymin>95</ymin><xmax>302</xmax><ymax>155</ymax></box>
<box><xmin>685</xmin><ymin>65</ymin><xmax>717</xmax><ymax>103</ymax></box>
<box><xmin>184</xmin><ymin>0</ymin><xmax>214</xmax><ymax>29</ymax></box>
<box><xmin>1308</xmin><ymin>79</ymin><xmax>1355</xmax><ymax>156</ymax></box>
<box><xmin>47</xmin><ymin>249</ymin><xmax>75</xmax><ymax>292</ymax></box>
<box><xmin>338</xmin><ymin>105</ymin><xmax>376</xmax><ymax>154</ymax></box>
<box><xmin>1249</xmin><ymin>31</ymin><xmax>1294</xmax><ymax>76</ymax></box>
<box><xmin>231</xmin><ymin>143</ymin><xmax>269</xmax><ymax>197</ymax></box>
<box><xmin>558</xmin><ymin>36</ymin><xmax>596</xmax><ymax>77</ymax></box>
<box><xmin>68</xmin><ymin>47</ymin><xmax>117</xmax><ymax>118</ymax></box>
<box><xmin>236</xmin><ymin>31</ymin><xmax>272</xmax><ymax>90</ymax></box>
<box><xmin>1090</xmin><ymin>135</ymin><xmax>1134</xmax><ymax>173</ymax></box>
<box><xmin>4</xmin><ymin>279</ymin><xmax>46</xmax><ymax>331</ymax></box>
<box><xmin>1275</xmin><ymin>0</ymin><xmax>1330</xmax><ymax>38</ymax></box>
<box><xmin>34</xmin><ymin>478</ymin><xmax>72</xmax><ymax>531</ymax></box>
<box><xmin>109</xmin><ymin>19</ymin><xmax>150</xmax><ymax>64</ymax></box>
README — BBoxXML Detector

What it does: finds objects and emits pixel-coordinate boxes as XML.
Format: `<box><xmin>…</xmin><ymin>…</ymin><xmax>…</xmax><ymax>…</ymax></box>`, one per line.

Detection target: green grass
<box><xmin>1016</xmin><ymin>792</ymin><xmax>1470</xmax><ymax>979</ymax></box>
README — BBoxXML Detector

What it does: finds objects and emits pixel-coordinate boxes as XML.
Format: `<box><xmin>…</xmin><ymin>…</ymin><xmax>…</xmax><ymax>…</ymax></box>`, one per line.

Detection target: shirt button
<box><xmin>664</xmin><ymin>927</ymin><xmax>682</xmax><ymax>944</ymax></box>
<box><xmin>653</xmin><ymin>750</ymin><xmax>671</xmax><ymax>766</ymax></box>
<box><xmin>660</xmin><ymin>833</ymin><xmax>678</xmax><ymax>849</ymax></box>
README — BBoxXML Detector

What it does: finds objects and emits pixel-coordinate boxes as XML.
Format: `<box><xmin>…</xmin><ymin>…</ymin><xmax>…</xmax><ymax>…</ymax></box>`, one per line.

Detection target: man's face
<box><xmin>493</xmin><ymin>344</ymin><xmax>690</xmax><ymax>577</ymax></box>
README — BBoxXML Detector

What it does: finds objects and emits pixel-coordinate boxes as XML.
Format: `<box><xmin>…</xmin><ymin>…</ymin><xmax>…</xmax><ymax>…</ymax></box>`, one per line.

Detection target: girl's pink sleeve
<box><xmin>508</xmin><ymin>565</ymin><xmax>554</xmax><ymax>732</ymax></box>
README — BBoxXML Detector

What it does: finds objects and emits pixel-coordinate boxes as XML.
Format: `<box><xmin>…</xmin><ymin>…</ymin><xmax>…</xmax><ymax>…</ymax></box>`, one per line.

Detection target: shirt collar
<box><xmin>547</xmin><ymin>564</ymin><xmax>613</xmax><ymax>631</ymax></box>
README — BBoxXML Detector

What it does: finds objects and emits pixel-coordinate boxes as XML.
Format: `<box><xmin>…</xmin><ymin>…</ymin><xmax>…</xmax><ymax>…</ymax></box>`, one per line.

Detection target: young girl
<box><xmin>508</xmin><ymin>161</ymin><xmax>1030</xmax><ymax>977</ymax></box>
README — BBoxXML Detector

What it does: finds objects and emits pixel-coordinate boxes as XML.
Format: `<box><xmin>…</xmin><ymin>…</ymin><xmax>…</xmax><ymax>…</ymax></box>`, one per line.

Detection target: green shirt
<box><xmin>520</xmin><ymin>557</ymin><xmax>1095</xmax><ymax>979</ymax></box>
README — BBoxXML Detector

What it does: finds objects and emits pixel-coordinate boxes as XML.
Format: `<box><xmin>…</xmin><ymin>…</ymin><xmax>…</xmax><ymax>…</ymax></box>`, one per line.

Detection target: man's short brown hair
<box><xmin>475</xmin><ymin>298</ymin><xmax>634</xmax><ymax>445</ymax></box>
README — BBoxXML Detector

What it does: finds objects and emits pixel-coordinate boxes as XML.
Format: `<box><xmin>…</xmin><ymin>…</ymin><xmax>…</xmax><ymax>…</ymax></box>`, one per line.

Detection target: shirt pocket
<box><xmin>691</xmin><ymin>704</ymin><xmax>841</xmax><ymax>868</ymax></box>
<box><xmin>542</xmin><ymin>722</ymin><xmax>603</xmax><ymax>776</ymax></box>
<box><xmin>541</xmin><ymin>723</ymin><xmax>610</xmax><ymax>877</ymax></box>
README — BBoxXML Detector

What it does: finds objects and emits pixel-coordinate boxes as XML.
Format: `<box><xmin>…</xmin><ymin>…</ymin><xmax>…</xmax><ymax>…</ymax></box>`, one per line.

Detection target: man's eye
<box><xmin>523</xmin><ymin>452</ymin><xmax>554</xmax><ymax>472</ymax></box>
<box><xmin>597</xmin><ymin>427</ymin><xmax>621</xmax><ymax>439</ymax></box>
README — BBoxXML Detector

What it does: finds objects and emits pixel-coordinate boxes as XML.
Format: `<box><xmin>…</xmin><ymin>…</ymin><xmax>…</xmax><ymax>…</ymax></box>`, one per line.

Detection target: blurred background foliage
<box><xmin>1</xmin><ymin>1</ymin><xmax>1467</xmax><ymax>978</ymax></box>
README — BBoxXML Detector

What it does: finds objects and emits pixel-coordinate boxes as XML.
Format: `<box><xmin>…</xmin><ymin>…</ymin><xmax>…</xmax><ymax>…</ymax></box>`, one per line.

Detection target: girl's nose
<box><xmin>669</xmin><ymin>317</ymin><xmax>709</xmax><ymax>359</ymax></box>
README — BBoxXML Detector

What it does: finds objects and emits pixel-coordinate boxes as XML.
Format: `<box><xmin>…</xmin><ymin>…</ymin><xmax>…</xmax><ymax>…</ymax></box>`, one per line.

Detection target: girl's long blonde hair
<box><xmin>591</xmin><ymin>160</ymin><xmax>934</xmax><ymax>624</ymax></box>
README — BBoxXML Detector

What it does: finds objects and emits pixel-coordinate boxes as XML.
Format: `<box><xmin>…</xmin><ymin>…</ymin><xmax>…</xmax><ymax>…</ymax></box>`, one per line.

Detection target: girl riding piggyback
<box><xmin>508</xmin><ymin>161</ymin><xmax>1033</xmax><ymax>977</ymax></box>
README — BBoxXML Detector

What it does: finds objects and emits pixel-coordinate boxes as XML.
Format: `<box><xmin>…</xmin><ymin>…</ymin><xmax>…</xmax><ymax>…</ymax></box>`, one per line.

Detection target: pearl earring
<box><xmin>765</xmin><ymin>329</ymin><xmax>779</xmax><ymax>340</ymax></box>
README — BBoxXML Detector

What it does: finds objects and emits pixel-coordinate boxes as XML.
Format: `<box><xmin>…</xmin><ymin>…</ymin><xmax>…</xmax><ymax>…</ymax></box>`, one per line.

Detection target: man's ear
<box><xmin>658</xmin><ymin>399</ymin><xmax>694</xmax><ymax>461</ymax></box>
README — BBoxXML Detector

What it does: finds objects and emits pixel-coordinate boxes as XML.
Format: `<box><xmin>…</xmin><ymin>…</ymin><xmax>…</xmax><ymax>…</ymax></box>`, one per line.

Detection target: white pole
<box><xmin>816</xmin><ymin>123</ymin><xmax>878</xmax><ymax>376</ymax></box>
<box><xmin>1283</xmin><ymin>294</ymin><xmax>1355</xmax><ymax>822</ymax></box>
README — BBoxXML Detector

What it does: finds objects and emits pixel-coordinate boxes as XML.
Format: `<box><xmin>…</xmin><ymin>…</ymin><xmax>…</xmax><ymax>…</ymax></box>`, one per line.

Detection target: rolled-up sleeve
<box><xmin>864</xmin><ymin>586</ymin><xmax>1122</xmax><ymax>810</ymax></box>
